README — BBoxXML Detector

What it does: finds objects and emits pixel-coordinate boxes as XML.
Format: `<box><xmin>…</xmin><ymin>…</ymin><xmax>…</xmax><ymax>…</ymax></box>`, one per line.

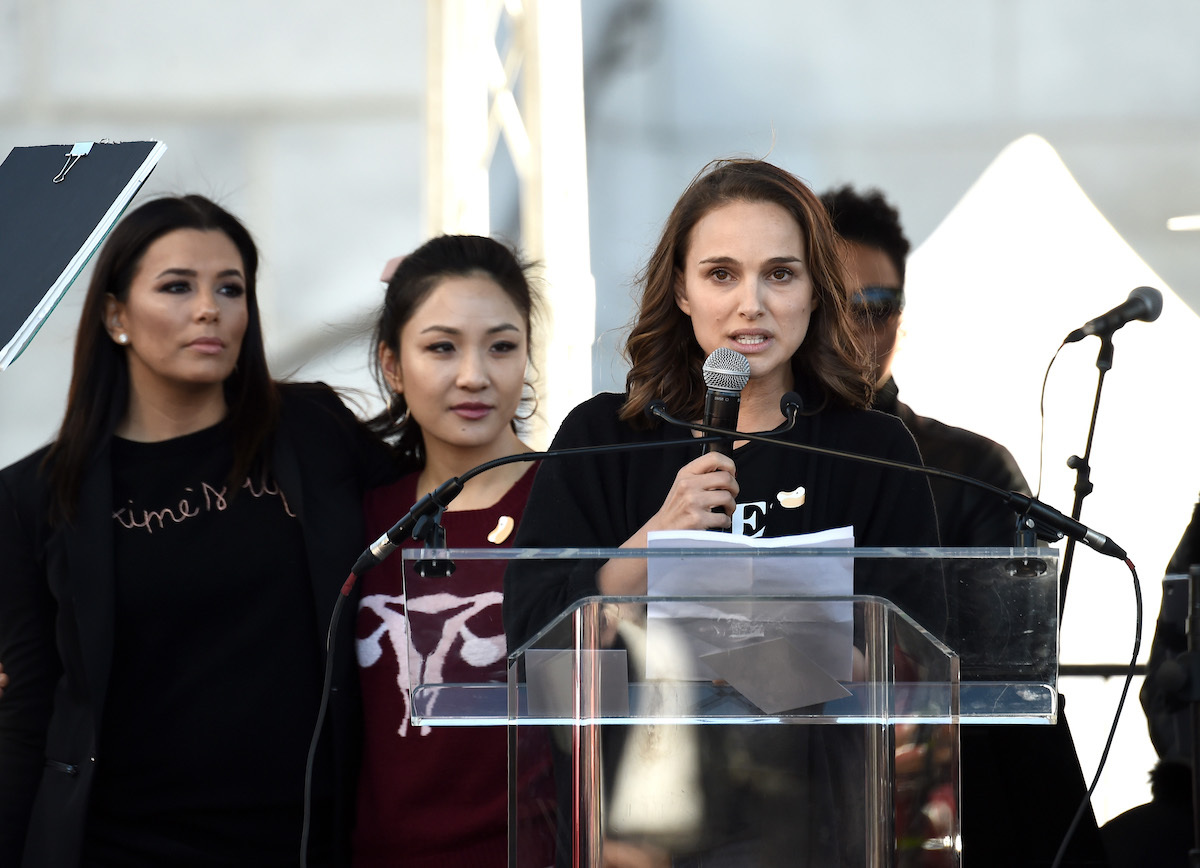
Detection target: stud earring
<box><xmin>116</xmin><ymin>334</ymin><xmax>129</xmax><ymax>345</ymax></box>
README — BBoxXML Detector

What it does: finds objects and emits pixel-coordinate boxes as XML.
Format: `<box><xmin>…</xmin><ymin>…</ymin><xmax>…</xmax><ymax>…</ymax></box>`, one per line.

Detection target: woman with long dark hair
<box><xmin>0</xmin><ymin>195</ymin><xmax>393</xmax><ymax>868</ymax></box>
<box><xmin>351</xmin><ymin>234</ymin><xmax>554</xmax><ymax>867</ymax></box>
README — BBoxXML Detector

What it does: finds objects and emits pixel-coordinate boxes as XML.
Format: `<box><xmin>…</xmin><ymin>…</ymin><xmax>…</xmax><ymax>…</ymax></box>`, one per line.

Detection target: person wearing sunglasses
<box><xmin>821</xmin><ymin>185</ymin><xmax>1028</xmax><ymax>547</ymax></box>
<box><xmin>822</xmin><ymin>185</ymin><xmax>1109</xmax><ymax>868</ymax></box>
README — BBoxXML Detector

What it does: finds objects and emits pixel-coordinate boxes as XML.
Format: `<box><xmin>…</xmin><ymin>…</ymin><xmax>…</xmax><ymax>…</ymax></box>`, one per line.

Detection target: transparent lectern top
<box><xmin>400</xmin><ymin>546</ymin><xmax>1058</xmax><ymax>727</ymax></box>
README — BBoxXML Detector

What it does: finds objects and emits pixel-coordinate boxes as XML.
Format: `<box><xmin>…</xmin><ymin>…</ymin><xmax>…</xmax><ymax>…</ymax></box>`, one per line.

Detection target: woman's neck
<box><xmin>417</xmin><ymin>429</ymin><xmax>533</xmax><ymax>511</ymax></box>
<box><xmin>733</xmin><ymin>370</ymin><xmax>792</xmax><ymax>433</ymax></box>
<box><xmin>117</xmin><ymin>384</ymin><xmax>229</xmax><ymax>442</ymax></box>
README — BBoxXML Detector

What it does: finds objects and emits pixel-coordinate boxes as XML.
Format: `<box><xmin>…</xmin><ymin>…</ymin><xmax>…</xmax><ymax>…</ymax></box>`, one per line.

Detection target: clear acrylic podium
<box><xmin>402</xmin><ymin>546</ymin><xmax>1059</xmax><ymax>868</ymax></box>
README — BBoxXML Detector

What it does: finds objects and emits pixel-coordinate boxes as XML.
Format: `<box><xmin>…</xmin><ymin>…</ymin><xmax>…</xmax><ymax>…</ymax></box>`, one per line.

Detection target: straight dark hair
<box><xmin>45</xmin><ymin>194</ymin><xmax>279</xmax><ymax>523</ymax></box>
<box><xmin>367</xmin><ymin>234</ymin><xmax>538</xmax><ymax>465</ymax></box>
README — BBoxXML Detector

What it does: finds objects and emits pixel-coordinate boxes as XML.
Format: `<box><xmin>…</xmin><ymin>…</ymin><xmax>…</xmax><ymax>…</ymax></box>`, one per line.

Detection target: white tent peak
<box><xmin>911</xmin><ymin>134</ymin><xmax>1164</xmax><ymax>304</ymax></box>
<box><xmin>891</xmin><ymin>129</ymin><xmax>1197</xmax><ymax>644</ymax></box>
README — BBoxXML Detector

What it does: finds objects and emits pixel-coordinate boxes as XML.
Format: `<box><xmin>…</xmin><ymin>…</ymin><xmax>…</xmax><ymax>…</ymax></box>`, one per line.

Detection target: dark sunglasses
<box><xmin>851</xmin><ymin>285</ymin><xmax>905</xmax><ymax>321</ymax></box>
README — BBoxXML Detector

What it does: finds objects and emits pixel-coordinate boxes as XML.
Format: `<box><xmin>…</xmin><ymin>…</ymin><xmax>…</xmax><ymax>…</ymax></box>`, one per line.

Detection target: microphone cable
<box><xmin>1050</xmin><ymin>556</ymin><xmax>1142</xmax><ymax>868</ymax></box>
<box><xmin>1034</xmin><ymin>340</ymin><xmax>1068</xmax><ymax>501</ymax></box>
<box><xmin>299</xmin><ymin>572</ymin><xmax>355</xmax><ymax>868</ymax></box>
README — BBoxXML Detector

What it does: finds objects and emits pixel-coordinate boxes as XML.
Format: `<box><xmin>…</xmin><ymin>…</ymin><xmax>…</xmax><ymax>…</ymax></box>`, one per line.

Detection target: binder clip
<box><xmin>53</xmin><ymin>142</ymin><xmax>94</xmax><ymax>184</ymax></box>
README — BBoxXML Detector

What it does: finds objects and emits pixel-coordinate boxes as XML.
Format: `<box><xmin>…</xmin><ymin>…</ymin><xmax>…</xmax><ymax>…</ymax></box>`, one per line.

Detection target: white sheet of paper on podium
<box><xmin>644</xmin><ymin>527</ymin><xmax>855</xmax><ymax>705</ymax></box>
<box><xmin>0</xmin><ymin>140</ymin><xmax>167</xmax><ymax>369</ymax></box>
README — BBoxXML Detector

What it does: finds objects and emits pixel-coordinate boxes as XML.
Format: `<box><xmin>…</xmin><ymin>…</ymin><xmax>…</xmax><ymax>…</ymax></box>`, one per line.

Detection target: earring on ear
<box><xmin>515</xmin><ymin>381</ymin><xmax>539</xmax><ymax>421</ymax></box>
<box><xmin>116</xmin><ymin>334</ymin><xmax>129</xmax><ymax>345</ymax></box>
<box><xmin>388</xmin><ymin>393</ymin><xmax>410</xmax><ymax>427</ymax></box>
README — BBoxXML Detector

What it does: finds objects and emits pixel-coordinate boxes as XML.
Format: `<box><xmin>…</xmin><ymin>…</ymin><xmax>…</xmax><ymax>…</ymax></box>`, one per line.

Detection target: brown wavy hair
<box><xmin>621</xmin><ymin>159</ymin><xmax>872</xmax><ymax>426</ymax></box>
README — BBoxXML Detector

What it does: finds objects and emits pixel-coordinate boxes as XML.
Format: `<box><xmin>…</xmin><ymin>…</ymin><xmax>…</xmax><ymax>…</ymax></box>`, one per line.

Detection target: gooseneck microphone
<box><xmin>306</xmin><ymin>394</ymin><xmax>807</xmax><ymax>865</ymax></box>
<box><xmin>701</xmin><ymin>347</ymin><xmax>752</xmax><ymax>457</ymax></box>
<box><xmin>647</xmin><ymin>403</ymin><xmax>1127</xmax><ymax>562</ymax></box>
<box><xmin>1065</xmin><ymin>286</ymin><xmax>1163</xmax><ymax>343</ymax></box>
<box><xmin>349</xmin><ymin>390</ymin><xmax>805</xmax><ymax>583</ymax></box>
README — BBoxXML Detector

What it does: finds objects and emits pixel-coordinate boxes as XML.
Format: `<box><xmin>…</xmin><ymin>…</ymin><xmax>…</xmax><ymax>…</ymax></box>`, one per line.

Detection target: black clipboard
<box><xmin>0</xmin><ymin>140</ymin><xmax>167</xmax><ymax>369</ymax></box>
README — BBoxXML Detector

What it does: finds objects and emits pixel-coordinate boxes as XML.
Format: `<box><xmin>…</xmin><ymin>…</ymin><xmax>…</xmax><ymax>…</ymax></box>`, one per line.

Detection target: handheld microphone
<box><xmin>352</xmin><ymin>395</ymin><xmax>807</xmax><ymax>584</ymax></box>
<box><xmin>1065</xmin><ymin>286</ymin><xmax>1163</xmax><ymax>343</ymax></box>
<box><xmin>701</xmin><ymin>347</ymin><xmax>752</xmax><ymax>457</ymax></box>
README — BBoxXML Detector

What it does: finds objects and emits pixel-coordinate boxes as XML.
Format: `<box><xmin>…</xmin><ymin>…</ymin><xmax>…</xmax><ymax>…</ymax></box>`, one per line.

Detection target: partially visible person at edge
<box><xmin>1103</xmin><ymin>495</ymin><xmax>1200</xmax><ymax>867</ymax></box>
<box><xmin>503</xmin><ymin>158</ymin><xmax>946</xmax><ymax>866</ymax></box>
<box><xmin>819</xmin><ymin>185</ymin><xmax>1029</xmax><ymax>545</ymax></box>
<box><xmin>352</xmin><ymin>235</ymin><xmax>555</xmax><ymax>867</ymax></box>
<box><xmin>0</xmin><ymin>195</ymin><xmax>395</xmax><ymax>868</ymax></box>
<box><xmin>822</xmin><ymin>184</ymin><xmax>1110</xmax><ymax>868</ymax></box>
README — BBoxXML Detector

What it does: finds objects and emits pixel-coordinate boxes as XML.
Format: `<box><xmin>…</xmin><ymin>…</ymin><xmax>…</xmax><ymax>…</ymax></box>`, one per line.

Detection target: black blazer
<box><xmin>0</xmin><ymin>382</ymin><xmax>396</xmax><ymax>867</ymax></box>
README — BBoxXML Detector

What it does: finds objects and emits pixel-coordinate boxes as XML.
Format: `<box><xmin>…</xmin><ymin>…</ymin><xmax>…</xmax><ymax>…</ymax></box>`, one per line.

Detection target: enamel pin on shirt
<box><xmin>487</xmin><ymin>515</ymin><xmax>514</xmax><ymax>544</ymax></box>
<box><xmin>776</xmin><ymin>486</ymin><xmax>806</xmax><ymax>509</ymax></box>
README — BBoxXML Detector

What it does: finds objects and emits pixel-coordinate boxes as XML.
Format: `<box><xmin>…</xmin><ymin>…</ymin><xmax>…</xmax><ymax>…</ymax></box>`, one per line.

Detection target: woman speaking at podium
<box><xmin>503</xmin><ymin>158</ymin><xmax>947</xmax><ymax>866</ymax></box>
<box><xmin>0</xmin><ymin>195</ymin><xmax>394</xmax><ymax>868</ymax></box>
<box><xmin>505</xmin><ymin>158</ymin><xmax>943</xmax><ymax>643</ymax></box>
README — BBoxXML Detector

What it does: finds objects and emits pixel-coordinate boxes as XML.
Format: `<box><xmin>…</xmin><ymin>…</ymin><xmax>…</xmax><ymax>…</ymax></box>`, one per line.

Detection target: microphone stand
<box><xmin>1058</xmin><ymin>333</ymin><xmax>1114</xmax><ymax>619</ymax></box>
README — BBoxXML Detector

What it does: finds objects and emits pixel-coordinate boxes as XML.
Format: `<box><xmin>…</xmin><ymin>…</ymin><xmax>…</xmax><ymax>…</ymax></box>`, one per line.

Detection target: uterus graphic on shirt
<box><xmin>357</xmin><ymin>589</ymin><xmax>505</xmax><ymax>737</ymax></box>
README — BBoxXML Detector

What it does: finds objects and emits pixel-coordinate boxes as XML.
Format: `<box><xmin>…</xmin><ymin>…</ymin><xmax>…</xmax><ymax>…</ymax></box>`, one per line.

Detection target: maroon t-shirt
<box><xmin>353</xmin><ymin>465</ymin><xmax>555</xmax><ymax>868</ymax></box>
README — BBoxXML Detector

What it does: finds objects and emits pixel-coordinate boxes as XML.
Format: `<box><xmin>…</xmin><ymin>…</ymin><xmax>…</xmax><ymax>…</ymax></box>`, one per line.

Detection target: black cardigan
<box><xmin>0</xmin><ymin>382</ymin><xmax>396</xmax><ymax>868</ymax></box>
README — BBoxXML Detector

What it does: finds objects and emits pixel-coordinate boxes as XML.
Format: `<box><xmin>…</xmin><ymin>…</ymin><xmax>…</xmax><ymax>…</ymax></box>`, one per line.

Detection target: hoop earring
<box><xmin>389</xmin><ymin>393</ymin><xmax>409</xmax><ymax>427</ymax></box>
<box><xmin>515</xmin><ymin>382</ymin><xmax>539</xmax><ymax>422</ymax></box>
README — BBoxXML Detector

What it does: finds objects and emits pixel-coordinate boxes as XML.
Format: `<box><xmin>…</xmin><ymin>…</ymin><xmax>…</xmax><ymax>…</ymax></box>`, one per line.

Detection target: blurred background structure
<box><xmin>3</xmin><ymin>0</ymin><xmax>1200</xmax><ymax>827</ymax></box>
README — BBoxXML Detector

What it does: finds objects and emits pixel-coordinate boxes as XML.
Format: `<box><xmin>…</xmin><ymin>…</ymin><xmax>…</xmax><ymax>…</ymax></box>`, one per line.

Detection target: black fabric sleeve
<box><xmin>897</xmin><ymin>405</ymin><xmax>1031</xmax><ymax>548</ymax></box>
<box><xmin>845</xmin><ymin>411</ymin><xmax>949</xmax><ymax>638</ymax></box>
<box><xmin>0</xmin><ymin>454</ymin><xmax>59</xmax><ymax>865</ymax></box>
<box><xmin>1139</xmin><ymin>497</ymin><xmax>1200</xmax><ymax>763</ymax></box>
<box><xmin>854</xmin><ymin>411</ymin><xmax>941</xmax><ymax>549</ymax></box>
<box><xmin>954</xmin><ymin>438</ymin><xmax>1029</xmax><ymax>547</ymax></box>
<box><xmin>279</xmin><ymin>382</ymin><xmax>403</xmax><ymax>491</ymax></box>
<box><xmin>502</xmin><ymin>395</ymin><xmax>645</xmax><ymax>650</ymax></box>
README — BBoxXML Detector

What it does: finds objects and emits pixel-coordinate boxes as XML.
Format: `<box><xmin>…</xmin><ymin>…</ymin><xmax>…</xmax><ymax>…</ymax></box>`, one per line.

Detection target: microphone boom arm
<box><xmin>647</xmin><ymin>403</ymin><xmax>1127</xmax><ymax>562</ymax></box>
<box><xmin>349</xmin><ymin>396</ymin><xmax>810</xmax><ymax>581</ymax></box>
<box><xmin>351</xmin><ymin>433</ymin><xmax>729</xmax><ymax>578</ymax></box>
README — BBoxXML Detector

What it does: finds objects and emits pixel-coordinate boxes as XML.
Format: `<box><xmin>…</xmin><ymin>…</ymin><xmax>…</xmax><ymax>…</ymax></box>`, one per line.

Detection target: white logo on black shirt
<box><xmin>732</xmin><ymin>501</ymin><xmax>768</xmax><ymax>538</ymax></box>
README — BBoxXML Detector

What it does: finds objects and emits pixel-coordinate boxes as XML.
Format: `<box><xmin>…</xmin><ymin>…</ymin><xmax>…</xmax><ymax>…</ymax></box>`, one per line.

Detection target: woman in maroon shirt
<box><xmin>352</xmin><ymin>235</ymin><xmax>554</xmax><ymax>868</ymax></box>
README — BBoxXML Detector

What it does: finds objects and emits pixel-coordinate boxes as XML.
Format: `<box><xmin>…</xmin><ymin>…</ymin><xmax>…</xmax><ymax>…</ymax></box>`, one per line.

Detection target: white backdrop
<box><xmin>894</xmin><ymin>135</ymin><xmax>1200</xmax><ymax>821</ymax></box>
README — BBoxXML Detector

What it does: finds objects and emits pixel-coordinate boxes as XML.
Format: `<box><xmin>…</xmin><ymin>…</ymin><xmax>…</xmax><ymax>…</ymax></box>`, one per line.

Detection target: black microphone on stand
<box><xmin>1064</xmin><ymin>286</ymin><xmax>1163</xmax><ymax>343</ymax></box>
<box><xmin>701</xmin><ymin>347</ymin><xmax>752</xmax><ymax>457</ymax></box>
<box><xmin>1057</xmin><ymin>286</ymin><xmax>1161</xmax><ymax>614</ymax></box>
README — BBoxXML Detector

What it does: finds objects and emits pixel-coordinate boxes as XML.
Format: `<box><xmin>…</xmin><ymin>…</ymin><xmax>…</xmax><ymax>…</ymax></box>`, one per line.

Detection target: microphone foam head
<box><xmin>702</xmin><ymin>347</ymin><xmax>751</xmax><ymax>392</ymax></box>
<box><xmin>1132</xmin><ymin>286</ymin><xmax>1164</xmax><ymax>323</ymax></box>
<box><xmin>779</xmin><ymin>391</ymin><xmax>803</xmax><ymax>416</ymax></box>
